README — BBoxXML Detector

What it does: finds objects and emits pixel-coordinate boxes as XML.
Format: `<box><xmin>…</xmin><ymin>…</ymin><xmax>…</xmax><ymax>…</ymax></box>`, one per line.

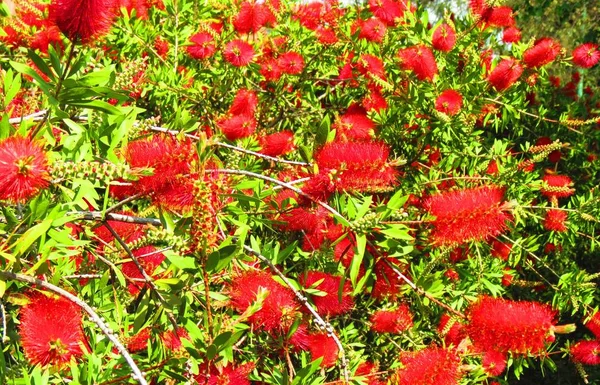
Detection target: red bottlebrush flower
<box><xmin>259</xmin><ymin>131</ymin><xmax>295</xmax><ymax>157</ymax></box>
<box><xmin>394</xmin><ymin>346</ymin><xmax>462</xmax><ymax>385</ymax></box>
<box><xmin>187</xmin><ymin>32</ymin><xmax>216</xmax><ymax>59</ymax></box>
<box><xmin>363</xmin><ymin>85</ymin><xmax>388</xmax><ymax>112</ymax></box>
<box><xmin>160</xmin><ymin>327</ymin><xmax>189</xmax><ymax>351</ymax></box>
<box><xmin>154</xmin><ymin>36</ymin><xmax>169</xmax><ymax>59</ymax></box>
<box><xmin>523</xmin><ymin>38</ymin><xmax>561</xmax><ymax>68</ymax></box>
<box><xmin>432</xmin><ymin>23</ymin><xmax>456</xmax><ymax>52</ymax></box>
<box><xmin>233</xmin><ymin>1</ymin><xmax>273</xmax><ymax>34</ymax></box>
<box><xmin>315</xmin><ymin>141</ymin><xmax>399</xmax><ymax>193</ymax></box>
<box><xmin>333</xmin><ymin>105</ymin><xmax>376</xmax><ymax>142</ymax></box>
<box><xmin>543</xmin><ymin>209</ymin><xmax>567</xmax><ymax>232</ymax></box>
<box><xmin>487</xmin><ymin>58</ymin><xmax>523</xmax><ymax>91</ymax></box>
<box><xmin>571</xmin><ymin>340</ymin><xmax>600</xmax><ymax>365</ymax></box>
<box><xmin>502</xmin><ymin>26</ymin><xmax>521</xmax><ymax>43</ymax></box>
<box><xmin>229</xmin><ymin>89</ymin><xmax>259</xmax><ymax>116</ymax></box>
<box><xmin>585</xmin><ymin>312</ymin><xmax>600</xmax><ymax>338</ymax></box>
<box><xmin>277</xmin><ymin>51</ymin><xmax>305</xmax><ymax>75</ymax></box>
<box><xmin>223</xmin><ymin>39</ymin><xmax>255</xmax><ymax>67</ymax></box>
<box><xmin>485</xmin><ymin>6</ymin><xmax>515</xmax><ymax>27</ymax></box>
<box><xmin>30</xmin><ymin>26</ymin><xmax>64</xmax><ymax>54</ymax></box>
<box><xmin>194</xmin><ymin>362</ymin><xmax>255</xmax><ymax>385</ymax></box>
<box><xmin>466</xmin><ymin>296</ymin><xmax>557</xmax><ymax>355</ymax></box>
<box><xmin>368</xmin><ymin>0</ymin><xmax>408</xmax><ymax>26</ymax></box>
<box><xmin>228</xmin><ymin>270</ymin><xmax>299</xmax><ymax>332</ymax></box>
<box><xmin>217</xmin><ymin>114</ymin><xmax>257</xmax><ymax>141</ymax></box>
<box><xmin>126</xmin><ymin>327</ymin><xmax>150</xmax><ymax>352</ymax></box>
<box><xmin>398</xmin><ymin>45</ymin><xmax>438</xmax><ymax>81</ymax></box>
<box><xmin>371</xmin><ymin>257</ymin><xmax>407</xmax><ymax>299</ymax></box>
<box><xmin>424</xmin><ymin>186</ymin><xmax>511</xmax><ymax>247</ymax></box>
<box><xmin>490</xmin><ymin>239</ymin><xmax>511</xmax><ymax>261</ymax></box>
<box><xmin>315</xmin><ymin>26</ymin><xmax>338</xmax><ymax>44</ymax></box>
<box><xmin>435</xmin><ymin>89</ymin><xmax>463</xmax><ymax>116</ymax></box>
<box><xmin>308</xmin><ymin>332</ymin><xmax>339</xmax><ymax>367</ymax></box>
<box><xmin>370</xmin><ymin>305</ymin><xmax>413</xmax><ymax>334</ymax></box>
<box><xmin>19</xmin><ymin>293</ymin><xmax>88</xmax><ymax>367</ymax></box>
<box><xmin>118</xmin><ymin>0</ymin><xmax>148</xmax><ymax>19</ymax></box>
<box><xmin>260</xmin><ymin>58</ymin><xmax>283</xmax><ymax>81</ymax></box>
<box><xmin>121</xmin><ymin>245</ymin><xmax>166</xmax><ymax>295</ymax></box>
<box><xmin>49</xmin><ymin>0</ymin><xmax>116</xmax><ymax>43</ymax></box>
<box><xmin>359</xmin><ymin>17</ymin><xmax>387</xmax><ymax>43</ymax></box>
<box><xmin>437</xmin><ymin>314</ymin><xmax>467</xmax><ymax>347</ymax></box>
<box><xmin>572</xmin><ymin>43</ymin><xmax>600</xmax><ymax>69</ymax></box>
<box><xmin>357</xmin><ymin>54</ymin><xmax>387</xmax><ymax>81</ymax></box>
<box><xmin>301</xmin><ymin>271</ymin><xmax>353</xmax><ymax>317</ymax></box>
<box><xmin>482</xmin><ymin>350</ymin><xmax>507</xmax><ymax>376</ymax></box>
<box><xmin>541</xmin><ymin>174</ymin><xmax>574</xmax><ymax>199</ymax></box>
<box><xmin>0</xmin><ymin>136</ymin><xmax>50</xmax><ymax>203</ymax></box>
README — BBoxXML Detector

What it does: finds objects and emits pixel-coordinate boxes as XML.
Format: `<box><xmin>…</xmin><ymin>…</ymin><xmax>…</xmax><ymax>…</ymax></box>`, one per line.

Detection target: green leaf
<box><xmin>350</xmin><ymin>234</ymin><xmax>367</xmax><ymax>287</ymax></box>
<box><xmin>380</xmin><ymin>224</ymin><xmax>413</xmax><ymax>241</ymax></box>
<box><xmin>14</xmin><ymin>218</ymin><xmax>53</xmax><ymax>257</ymax></box>
<box><xmin>68</xmin><ymin>100</ymin><xmax>122</xmax><ymax>115</ymax></box>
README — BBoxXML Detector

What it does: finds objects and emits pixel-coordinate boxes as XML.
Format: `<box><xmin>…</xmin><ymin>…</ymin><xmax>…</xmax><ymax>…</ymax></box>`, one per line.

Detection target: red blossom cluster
<box><xmin>393</xmin><ymin>345</ymin><xmax>462</xmax><ymax>385</ymax></box>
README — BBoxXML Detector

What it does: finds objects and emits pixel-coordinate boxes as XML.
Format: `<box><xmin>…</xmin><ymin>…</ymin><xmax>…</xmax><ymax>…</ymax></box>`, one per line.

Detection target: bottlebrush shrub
<box><xmin>1</xmin><ymin>0</ymin><xmax>600</xmax><ymax>384</ymax></box>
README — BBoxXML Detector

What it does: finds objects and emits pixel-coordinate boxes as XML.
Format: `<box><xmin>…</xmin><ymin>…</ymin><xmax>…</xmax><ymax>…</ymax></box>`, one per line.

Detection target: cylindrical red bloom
<box><xmin>223</xmin><ymin>39</ymin><xmax>255</xmax><ymax>67</ymax></box>
<box><xmin>217</xmin><ymin>114</ymin><xmax>257</xmax><ymax>141</ymax></box>
<box><xmin>572</xmin><ymin>43</ymin><xmax>600</xmax><ymax>69</ymax></box>
<box><xmin>19</xmin><ymin>293</ymin><xmax>88</xmax><ymax>367</ymax></box>
<box><xmin>194</xmin><ymin>362</ymin><xmax>255</xmax><ymax>385</ymax></box>
<box><xmin>485</xmin><ymin>6</ymin><xmax>515</xmax><ymax>27</ymax></box>
<box><xmin>259</xmin><ymin>131</ymin><xmax>295</xmax><ymax>157</ymax></box>
<box><xmin>307</xmin><ymin>332</ymin><xmax>339</xmax><ymax>367</ymax></box>
<box><xmin>229</xmin><ymin>89</ymin><xmax>259</xmax><ymax>116</ymax></box>
<box><xmin>394</xmin><ymin>346</ymin><xmax>462</xmax><ymax>385</ymax></box>
<box><xmin>432</xmin><ymin>23</ymin><xmax>456</xmax><ymax>52</ymax></box>
<box><xmin>332</xmin><ymin>105</ymin><xmax>376</xmax><ymax>142</ymax></box>
<box><xmin>121</xmin><ymin>245</ymin><xmax>166</xmax><ymax>295</ymax></box>
<box><xmin>585</xmin><ymin>312</ymin><xmax>600</xmax><ymax>338</ymax></box>
<box><xmin>466</xmin><ymin>296</ymin><xmax>557</xmax><ymax>355</ymax></box>
<box><xmin>398</xmin><ymin>45</ymin><xmax>438</xmax><ymax>81</ymax></box>
<box><xmin>482</xmin><ymin>350</ymin><xmax>507</xmax><ymax>376</ymax></box>
<box><xmin>359</xmin><ymin>17</ymin><xmax>387</xmax><ymax>43</ymax></box>
<box><xmin>301</xmin><ymin>271</ymin><xmax>353</xmax><ymax>317</ymax></box>
<box><xmin>160</xmin><ymin>327</ymin><xmax>190</xmax><ymax>352</ymax></box>
<box><xmin>357</xmin><ymin>54</ymin><xmax>387</xmax><ymax>80</ymax></box>
<box><xmin>277</xmin><ymin>51</ymin><xmax>305</xmax><ymax>75</ymax></box>
<box><xmin>50</xmin><ymin>0</ymin><xmax>115</xmax><ymax>43</ymax></box>
<box><xmin>490</xmin><ymin>239</ymin><xmax>511</xmax><ymax>260</ymax></box>
<box><xmin>543</xmin><ymin>209</ymin><xmax>567</xmax><ymax>232</ymax></box>
<box><xmin>187</xmin><ymin>32</ymin><xmax>216</xmax><ymax>59</ymax></box>
<box><xmin>435</xmin><ymin>89</ymin><xmax>463</xmax><ymax>116</ymax></box>
<box><xmin>571</xmin><ymin>340</ymin><xmax>600</xmax><ymax>365</ymax></box>
<box><xmin>523</xmin><ymin>38</ymin><xmax>561</xmax><ymax>68</ymax></box>
<box><xmin>0</xmin><ymin>136</ymin><xmax>49</xmax><ymax>203</ymax></box>
<box><xmin>541</xmin><ymin>174</ymin><xmax>574</xmax><ymax>199</ymax></box>
<box><xmin>370</xmin><ymin>304</ymin><xmax>413</xmax><ymax>334</ymax></box>
<box><xmin>233</xmin><ymin>1</ymin><xmax>274</xmax><ymax>34</ymax></box>
<box><xmin>437</xmin><ymin>314</ymin><xmax>466</xmax><ymax>347</ymax></box>
<box><xmin>502</xmin><ymin>26</ymin><xmax>521</xmax><ymax>43</ymax></box>
<box><xmin>368</xmin><ymin>0</ymin><xmax>408</xmax><ymax>26</ymax></box>
<box><xmin>487</xmin><ymin>58</ymin><xmax>523</xmax><ymax>91</ymax></box>
<box><xmin>424</xmin><ymin>185</ymin><xmax>511</xmax><ymax>247</ymax></box>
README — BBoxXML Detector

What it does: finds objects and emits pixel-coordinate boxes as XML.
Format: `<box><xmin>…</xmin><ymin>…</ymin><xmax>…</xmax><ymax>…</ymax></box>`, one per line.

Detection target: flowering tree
<box><xmin>1</xmin><ymin>0</ymin><xmax>600</xmax><ymax>384</ymax></box>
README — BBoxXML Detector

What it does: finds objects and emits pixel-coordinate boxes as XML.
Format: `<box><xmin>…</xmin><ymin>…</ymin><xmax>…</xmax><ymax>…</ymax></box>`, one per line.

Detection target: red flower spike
<box><xmin>543</xmin><ymin>209</ymin><xmax>567</xmax><ymax>232</ymax></box>
<box><xmin>333</xmin><ymin>105</ymin><xmax>376</xmax><ymax>142</ymax></box>
<box><xmin>370</xmin><ymin>304</ymin><xmax>413</xmax><ymax>334</ymax></box>
<box><xmin>482</xmin><ymin>350</ymin><xmax>507</xmax><ymax>376</ymax></box>
<box><xmin>187</xmin><ymin>32</ymin><xmax>216</xmax><ymax>59</ymax></box>
<box><xmin>424</xmin><ymin>185</ymin><xmax>511</xmax><ymax>247</ymax></box>
<box><xmin>394</xmin><ymin>346</ymin><xmax>462</xmax><ymax>385</ymax></box>
<box><xmin>308</xmin><ymin>332</ymin><xmax>339</xmax><ymax>367</ymax></box>
<box><xmin>126</xmin><ymin>327</ymin><xmax>151</xmax><ymax>352</ymax></box>
<box><xmin>301</xmin><ymin>271</ymin><xmax>353</xmax><ymax>317</ymax></box>
<box><xmin>357</xmin><ymin>54</ymin><xmax>387</xmax><ymax>81</ymax></box>
<box><xmin>502</xmin><ymin>26</ymin><xmax>521</xmax><ymax>43</ymax></box>
<box><xmin>50</xmin><ymin>0</ymin><xmax>116</xmax><ymax>43</ymax></box>
<box><xmin>572</xmin><ymin>43</ymin><xmax>600</xmax><ymax>69</ymax></box>
<box><xmin>19</xmin><ymin>293</ymin><xmax>88</xmax><ymax>367</ymax></box>
<box><xmin>371</xmin><ymin>257</ymin><xmax>408</xmax><ymax>299</ymax></box>
<box><xmin>194</xmin><ymin>362</ymin><xmax>255</xmax><ymax>385</ymax></box>
<box><xmin>160</xmin><ymin>327</ymin><xmax>189</xmax><ymax>352</ymax></box>
<box><xmin>229</xmin><ymin>89</ymin><xmax>259</xmax><ymax>116</ymax></box>
<box><xmin>487</xmin><ymin>58</ymin><xmax>523</xmax><ymax>91</ymax></box>
<box><xmin>523</xmin><ymin>38</ymin><xmax>561</xmax><ymax>68</ymax></box>
<box><xmin>259</xmin><ymin>131</ymin><xmax>295</xmax><ymax>157</ymax></box>
<box><xmin>466</xmin><ymin>296</ymin><xmax>557</xmax><ymax>355</ymax></box>
<box><xmin>223</xmin><ymin>39</ymin><xmax>255</xmax><ymax>67</ymax></box>
<box><xmin>541</xmin><ymin>174</ymin><xmax>574</xmax><ymax>199</ymax></box>
<box><xmin>359</xmin><ymin>17</ymin><xmax>387</xmax><ymax>43</ymax></box>
<box><xmin>490</xmin><ymin>239</ymin><xmax>511</xmax><ymax>261</ymax></box>
<box><xmin>368</xmin><ymin>0</ymin><xmax>409</xmax><ymax>26</ymax></box>
<box><xmin>585</xmin><ymin>312</ymin><xmax>600</xmax><ymax>338</ymax></box>
<box><xmin>432</xmin><ymin>23</ymin><xmax>456</xmax><ymax>52</ymax></box>
<box><xmin>435</xmin><ymin>89</ymin><xmax>463</xmax><ymax>116</ymax></box>
<box><xmin>362</xmin><ymin>85</ymin><xmax>388</xmax><ymax>112</ymax></box>
<box><xmin>277</xmin><ymin>51</ymin><xmax>305</xmax><ymax>75</ymax></box>
<box><xmin>0</xmin><ymin>136</ymin><xmax>50</xmax><ymax>203</ymax></box>
<box><xmin>233</xmin><ymin>1</ymin><xmax>274</xmax><ymax>34</ymax></box>
<box><xmin>121</xmin><ymin>245</ymin><xmax>166</xmax><ymax>295</ymax></box>
<box><xmin>437</xmin><ymin>314</ymin><xmax>467</xmax><ymax>347</ymax></box>
<box><xmin>571</xmin><ymin>340</ymin><xmax>600</xmax><ymax>365</ymax></box>
<box><xmin>118</xmin><ymin>0</ymin><xmax>148</xmax><ymax>19</ymax></box>
<box><xmin>485</xmin><ymin>6</ymin><xmax>515</xmax><ymax>27</ymax></box>
<box><xmin>217</xmin><ymin>114</ymin><xmax>257</xmax><ymax>141</ymax></box>
<box><xmin>398</xmin><ymin>45</ymin><xmax>438</xmax><ymax>81</ymax></box>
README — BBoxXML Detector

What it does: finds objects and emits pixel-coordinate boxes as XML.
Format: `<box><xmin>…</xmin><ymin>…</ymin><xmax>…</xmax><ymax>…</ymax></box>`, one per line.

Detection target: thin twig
<box><xmin>0</xmin><ymin>301</ymin><xmax>7</xmax><ymax>343</ymax></box>
<box><xmin>0</xmin><ymin>270</ymin><xmax>147</xmax><ymax>385</ymax></box>
<box><xmin>72</xmin><ymin>211</ymin><xmax>161</xmax><ymax>226</ymax></box>
<box><xmin>105</xmin><ymin>194</ymin><xmax>144</xmax><ymax>214</ymax></box>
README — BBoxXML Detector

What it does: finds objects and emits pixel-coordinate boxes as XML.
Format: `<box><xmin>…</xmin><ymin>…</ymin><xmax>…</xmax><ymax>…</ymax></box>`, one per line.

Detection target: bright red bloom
<box><xmin>187</xmin><ymin>32</ymin><xmax>216</xmax><ymax>59</ymax></box>
<box><xmin>523</xmin><ymin>38</ymin><xmax>561</xmax><ymax>68</ymax></box>
<box><xmin>332</xmin><ymin>105</ymin><xmax>376</xmax><ymax>142</ymax></box>
<box><xmin>490</xmin><ymin>239</ymin><xmax>511</xmax><ymax>261</ymax></box>
<box><xmin>502</xmin><ymin>26</ymin><xmax>521</xmax><ymax>43</ymax></box>
<box><xmin>485</xmin><ymin>6</ymin><xmax>515</xmax><ymax>27</ymax></box>
<box><xmin>259</xmin><ymin>131</ymin><xmax>295</xmax><ymax>157</ymax></box>
<box><xmin>315</xmin><ymin>26</ymin><xmax>338</xmax><ymax>44</ymax></box>
<box><xmin>571</xmin><ymin>340</ymin><xmax>600</xmax><ymax>365</ymax></box>
<box><xmin>398</xmin><ymin>45</ymin><xmax>438</xmax><ymax>81</ymax></box>
<box><xmin>260</xmin><ymin>58</ymin><xmax>283</xmax><ymax>81</ymax></box>
<box><xmin>466</xmin><ymin>296</ymin><xmax>557</xmax><ymax>355</ymax></box>
<box><xmin>359</xmin><ymin>17</ymin><xmax>387</xmax><ymax>43</ymax></box>
<box><xmin>357</xmin><ymin>54</ymin><xmax>387</xmax><ymax>80</ymax></box>
<box><xmin>233</xmin><ymin>1</ymin><xmax>274</xmax><ymax>34</ymax></box>
<box><xmin>308</xmin><ymin>332</ymin><xmax>339</xmax><ymax>367</ymax></box>
<box><xmin>118</xmin><ymin>0</ymin><xmax>148</xmax><ymax>19</ymax></box>
<box><xmin>369</xmin><ymin>0</ymin><xmax>409</xmax><ymax>26</ymax></box>
<box><xmin>585</xmin><ymin>312</ymin><xmax>600</xmax><ymax>338</ymax></box>
<box><xmin>228</xmin><ymin>270</ymin><xmax>299</xmax><ymax>332</ymax></box>
<box><xmin>30</xmin><ymin>26</ymin><xmax>64</xmax><ymax>54</ymax></box>
<box><xmin>0</xmin><ymin>136</ymin><xmax>49</xmax><ymax>203</ymax></box>
<box><xmin>572</xmin><ymin>43</ymin><xmax>600</xmax><ymax>68</ymax></box>
<box><xmin>160</xmin><ymin>327</ymin><xmax>189</xmax><ymax>351</ymax></box>
<box><xmin>126</xmin><ymin>327</ymin><xmax>150</xmax><ymax>352</ymax></box>
<box><xmin>370</xmin><ymin>305</ymin><xmax>413</xmax><ymax>333</ymax></box>
<box><xmin>482</xmin><ymin>350</ymin><xmax>507</xmax><ymax>376</ymax></box>
<box><xmin>424</xmin><ymin>186</ymin><xmax>511</xmax><ymax>247</ymax></box>
<box><xmin>195</xmin><ymin>362</ymin><xmax>255</xmax><ymax>385</ymax></box>
<box><xmin>541</xmin><ymin>174</ymin><xmax>574</xmax><ymax>199</ymax></box>
<box><xmin>229</xmin><ymin>89</ymin><xmax>259</xmax><ymax>116</ymax></box>
<box><xmin>362</xmin><ymin>85</ymin><xmax>388</xmax><ymax>112</ymax></box>
<box><xmin>394</xmin><ymin>346</ymin><xmax>462</xmax><ymax>385</ymax></box>
<box><xmin>432</xmin><ymin>23</ymin><xmax>456</xmax><ymax>52</ymax></box>
<box><xmin>371</xmin><ymin>257</ymin><xmax>408</xmax><ymax>299</ymax></box>
<box><xmin>487</xmin><ymin>58</ymin><xmax>523</xmax><ymax>91</ymax></box>
<box><xmin>19</xmin><ymin>293</ymin><xmax>88</xmax><ymax>367</ymax></box>
<box><xmin>121</xmin><ymin>245</ymin><xmax>166</xmax><ymax>295</ymax></box>
<box><xmin>217</xmin><ymin>114</ymin><xmax>257</xmax><ymax>141</ymax></box>
<box><xmin>50</xmin><ymin>0</ymin><xmax>116</xmax><ymax>43</ymax></box>
<box><xmin>543</xmin><ymin>209</ymin><xmax>567</xmax><ymax>232</ymax></box>
<box><xmin>277</xmin><ymin>51</ymin><xmax>305</xmax><ymax>75</ymax></box>
<box><xmin>437</xmin><ymin>314</ymin><xmax>466</xmax><ymax>347</ymax></box>
<box><xmin>301</xmin><ymin>271</ymin><xmax>353</xmax><ymax>317</ymax></box>
<box><xmin>435</xmin><ymin>89</ymin><xmax>463</xmax><ymax>116</ymax></box>
<box><xmin>223</xmin><ymin>39</ymin><xmax>255</xmax><ymax>67</ymax></box>
<box><xmin>153</xmin><ymin>36</ymin><xmax>169</xmax><ymax>59</ymax></box>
